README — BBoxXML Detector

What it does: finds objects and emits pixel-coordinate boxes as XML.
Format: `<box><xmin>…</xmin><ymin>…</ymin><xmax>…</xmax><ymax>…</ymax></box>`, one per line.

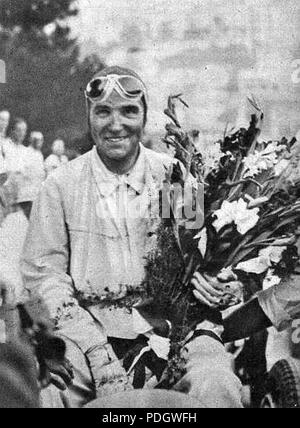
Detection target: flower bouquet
<box><xmin>75</xmin><ymin>94</ymin><xmax>300</xmax><ymax>391</ymax></box>
<box><xmin>128</xmin><ymin>95</ymin><xmax>300</xmax><ymax>389</ymax></box>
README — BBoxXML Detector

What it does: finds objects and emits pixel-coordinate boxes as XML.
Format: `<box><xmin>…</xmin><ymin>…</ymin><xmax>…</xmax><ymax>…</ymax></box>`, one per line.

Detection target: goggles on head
<box><xmin>85</xmin><ymin>74</ymin><xmax>148</xmax><ymax>104</ymax></box>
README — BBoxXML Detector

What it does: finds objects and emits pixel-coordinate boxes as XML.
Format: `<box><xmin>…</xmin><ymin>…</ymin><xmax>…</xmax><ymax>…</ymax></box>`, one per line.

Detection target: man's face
<box><xmin>35</xmin><ymin>136</ymin><xmax>44</xmax><ymax>151</ymax></box>
<box><xmin>53</xmin><ymin>140</ymin><xmax>65</xmax><ymax>157</ymax></box>
<box><xmin>0</xmin><ymin>113</ymin><xmax>9</xmax><ymax>136</ymax></box>
<box><xmin>89</xmin><ymin>91</ymin><xmax>145</xmax><ymax>162</ymax></box>
<box><xmin>13</xmin><ymin>121</ymin><xmax>27</xmax><ymax>144</ymax></box>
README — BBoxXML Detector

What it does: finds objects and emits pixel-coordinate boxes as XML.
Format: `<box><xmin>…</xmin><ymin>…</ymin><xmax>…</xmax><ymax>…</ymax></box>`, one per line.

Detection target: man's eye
<box><xmin>123</xmin><ymin>106</ymin><xmax>140</xmax><ymax>116</ymax></box>
<box><xmin>94</xmin><ymin>107</ymin><xmax>110</xmax><ymax>117</ymax></box>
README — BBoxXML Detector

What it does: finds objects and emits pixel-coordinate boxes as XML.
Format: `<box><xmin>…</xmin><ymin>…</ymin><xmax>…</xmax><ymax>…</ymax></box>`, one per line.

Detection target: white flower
<box><xmin>213</xmin><ymin>199</ymin><xmax>260</xmax><ymax>235</ymax></box>
<box><xmin>243</xmin><ymin>153</ymin><xmax>275</xmax><ymax>177</ymax></box>
<box><xmin>259</xmin><ymin>246</ymin><xmax>286</xmax><ymax>264</ymax></box>
<box><xmin>263</xmin><ymin>141</ymin><xmax>285</xmax><ymax>155</ymax></box>
<box><xmin>236</xmin><ymin>246</ymin><xmax>286</xmax><ymax>274</ymax></box>
<box><xmin>194</xmin><ymin>228</ymin><xmax>207</xmax><ymax>257</ymax></box>
<box><xmin>243</xmin><ymin>142</ymin><xmax>285</xmax><ymax>178</ymax></box>
<box><xmin>234</xmin><ymin>199</ymin><xmax>260</xmax><ymax>235</ymax></box>
<box><xmin>263</xmin><ymin>269</ymin><xmax>281</xmax><ymax>290</ymax></box>
<box><xmin>213</xmin><ymin>200</ymin><xmax>238</xmax><ymax>232</ymax></box>
<box><xmin>235</xmin><ymin>256</ymin><xmax>268</xmax><ymax>274</ymax></box>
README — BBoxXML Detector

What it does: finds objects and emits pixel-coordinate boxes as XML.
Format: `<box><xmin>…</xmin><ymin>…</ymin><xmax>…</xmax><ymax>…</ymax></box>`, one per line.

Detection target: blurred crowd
<box><xmin>0</xmin><ymin>110</ymin><xmax>75</xmax><ymax>213</ymax></box>
<box><xmin>0</xmin><ymin>109</ymin><xmax>79</xmax><ymax>304</ymax></box>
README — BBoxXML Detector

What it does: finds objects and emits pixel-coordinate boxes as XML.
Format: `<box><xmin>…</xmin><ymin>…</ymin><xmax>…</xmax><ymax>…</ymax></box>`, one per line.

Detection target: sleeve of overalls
<box><xmin>20</xmin><ymin>176</ymin><xmax>108</xmax><ymax>354</ymax></box>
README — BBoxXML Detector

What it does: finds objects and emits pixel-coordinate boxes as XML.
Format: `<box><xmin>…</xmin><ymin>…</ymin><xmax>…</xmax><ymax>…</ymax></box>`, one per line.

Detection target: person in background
<box><xmin>5</xmin><ymin>117</ymin><xmax>28</xmax><ymax>174</ymax></box>
<box><xmin>45</xmin><ymin>139</ymin><xmax>68</xmax><ymax>176</ymax></box>
<box><xmin>0</xmin><ymin>110</ymin><xmax>10</xmax><ymax>173</ymax></box>
<box><xmin>4</xmin><ymin>117</ymin><xmax>35</xmax><ymax>219</ymax></box>
<box><xmin>1</xmin><ymin>117</ymin><xmax>28</xmax><ymax>206</ymax></box>
<box><xmin>0</xmin><ymin>118</ymin><xmax>30</xmax><ymax>307</ymax></box>
<box><xmin>24</xmin><ymin>131</ymin><xmax>46</xmax><ymax>204</ymax></box>
<box><xmin>0</xmin><ymin>110</ymin><xmax>10</xmax><ymax>140</ymax></box>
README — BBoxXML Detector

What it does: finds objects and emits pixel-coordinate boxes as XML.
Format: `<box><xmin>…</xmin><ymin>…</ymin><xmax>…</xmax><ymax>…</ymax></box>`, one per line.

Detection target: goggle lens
<box><xmin>86</xmin><ymin>78</ymin><xmax>104</xmax><ymax>98</ymax></box>
<box><xmin>117</xmin><ymin>76</ymin><xmax>144</xmax><ymax>97</ymax></box>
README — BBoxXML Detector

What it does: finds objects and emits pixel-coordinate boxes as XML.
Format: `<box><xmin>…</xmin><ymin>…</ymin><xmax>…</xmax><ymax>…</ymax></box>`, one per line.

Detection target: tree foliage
<box><xmin>0</xmin><ymin>0</ymin><xmax>78</xmax><ymax>31</ymax></box>
<box><xmin>0</xmin><ymin>0</ymin><xmax>105</xmax><ymax>153</ymax></box>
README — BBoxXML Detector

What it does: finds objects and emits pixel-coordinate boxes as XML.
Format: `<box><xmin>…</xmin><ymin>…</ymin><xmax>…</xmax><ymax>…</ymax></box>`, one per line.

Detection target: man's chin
<box><xmin>107</xmin><ymin>150</ymin><xmax>128</xmax><ymax>160</ymax></box>
<box><xmin>105</xmin><ymin>144</ymin><xmax>131</xmax><ymax>159</ymax></box>
<box><xmin>96</xmin><ymin>137</ymin><xmax>140</xmax><ymax>161</ymax></box>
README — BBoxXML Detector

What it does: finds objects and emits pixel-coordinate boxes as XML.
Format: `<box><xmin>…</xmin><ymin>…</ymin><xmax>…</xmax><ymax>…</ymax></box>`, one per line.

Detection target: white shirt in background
<box><xmin>21</xmin><ymin>146</ymin><xmax>46</xmax><ymax>202</ymax></box>
<box><xmin>0</xmin><ymin>136</ymin><xmax>11</xmax><ymax>174</ymax></box>
<box><xmin>2</xmin><ymin>139</ymin><xmax>28</xmax><ymax>174</ymax></box>
<box><xmin>45</xmin><ymin>154</ymin><xmax>68</xmax><ymax>176</ymax></box>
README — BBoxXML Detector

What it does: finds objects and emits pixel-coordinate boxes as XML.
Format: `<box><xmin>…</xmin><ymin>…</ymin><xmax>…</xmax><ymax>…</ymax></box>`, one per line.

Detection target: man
<box><xmin>0</xmin><ymin>110</ymin><xmax>10</xmax><ymax>139</ymax></box>
<box><xmin>44</xmin><ymin>139</ymin><xmax>68</xmax><ymax>176</ymax></box>
<box><xmin>21</xmin><ymin>66</ymin><xmax>243</xmax><ymax>408</ymax></box>
<box><xmin>4</xmin><ymin>117</ymin><xmax>28</xmax><ymax>194</ymax></box>
<box><xmin>0</xmin><ymin>110</ymin><xmax>10</xmax><ymax>173</ymax></box>
<box><xmin>25</xmin><ymin>131</ymin><xmax>46</xmax><ymax>204</ymax></box>
<box><xmin>4</xmin><ymin>117</ymin><xmax>38</xmax><ymax>220</ymax></box>
<box><xmin>0</xmin><ymin>117</ymin><xmax>29</xmax><ymax>300</ymax></box>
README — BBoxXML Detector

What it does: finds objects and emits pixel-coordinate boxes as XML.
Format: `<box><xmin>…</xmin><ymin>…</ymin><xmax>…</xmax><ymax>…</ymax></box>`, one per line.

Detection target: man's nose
<box><xmin>109</xmin><ymin>111</ymin><xmax>123</xmax><ymax>132</ymax></box>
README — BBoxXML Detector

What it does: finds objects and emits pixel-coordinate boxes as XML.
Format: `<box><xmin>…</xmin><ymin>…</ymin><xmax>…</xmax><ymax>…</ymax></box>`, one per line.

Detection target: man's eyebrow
<box><xmin>94</xmin><ymin>104</ymin><xmax>110</xmax><ymax>109</ymax></box>
<box><xmin>121</xmin><ymin>104</ymin><xmax>141</xmax><ymax>109</ymax></box>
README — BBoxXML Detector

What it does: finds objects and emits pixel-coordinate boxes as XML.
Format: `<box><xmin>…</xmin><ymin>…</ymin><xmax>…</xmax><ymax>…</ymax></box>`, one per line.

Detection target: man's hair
<box><xmin>7</xmin><ymin>117</ymin><xmax>27</xmax><ymax>138</ymax></box>
<box><xmin>87</xmin><ymin>65</ymin><xmax>148</xmax><ymax>126</ymax></box>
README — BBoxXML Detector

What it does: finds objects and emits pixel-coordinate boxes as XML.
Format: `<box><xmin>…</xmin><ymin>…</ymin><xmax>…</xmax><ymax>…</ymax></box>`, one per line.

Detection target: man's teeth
<box><xmin>107</xmin><ymin>137</ymin><xmax>127</xmax><ymax>142</ymax></box>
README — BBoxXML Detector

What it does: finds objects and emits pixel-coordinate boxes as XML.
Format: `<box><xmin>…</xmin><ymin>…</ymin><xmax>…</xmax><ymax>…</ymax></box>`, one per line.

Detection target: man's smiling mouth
<box><xmin>105</xmin><ymin>136</ymin><xmax>129</xmax><ymax>143</ymax></box>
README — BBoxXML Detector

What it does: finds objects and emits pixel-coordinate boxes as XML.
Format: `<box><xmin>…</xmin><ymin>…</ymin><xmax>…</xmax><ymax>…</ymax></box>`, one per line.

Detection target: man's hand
<box><xmin>191</xmin><ymin>270</ymin><xmax>243</xmax><ymax>309</ymax></box>
<box><xmin>35</xmin><ymin>331</ymin><xmax>74</xmax><ymax>391</ymax></box>
<box><xmin>17</xmin><ymin>303</ymin><xmax>74</xmax><ymax>392</ymax></box>
<box><xmin>42</xmin><ymin>357</ymin><xmax>74</xmax><ymax>391</ymax></box>
<box><xmin>191</xmin><ymin>272</ymin><xmax>225</xmax><ymax>308</ymax></box>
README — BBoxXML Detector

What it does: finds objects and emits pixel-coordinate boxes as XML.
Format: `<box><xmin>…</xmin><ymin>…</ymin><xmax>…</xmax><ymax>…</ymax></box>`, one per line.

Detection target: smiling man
<box><xmin>21</xmin><ymin>66</ymin><xmax>242</xmax><ymax>408</ymax></box>
<box><xmin>21</xmin><ymin>66</ymin><xmax>174</xmax><ymax>407</ymax></box>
